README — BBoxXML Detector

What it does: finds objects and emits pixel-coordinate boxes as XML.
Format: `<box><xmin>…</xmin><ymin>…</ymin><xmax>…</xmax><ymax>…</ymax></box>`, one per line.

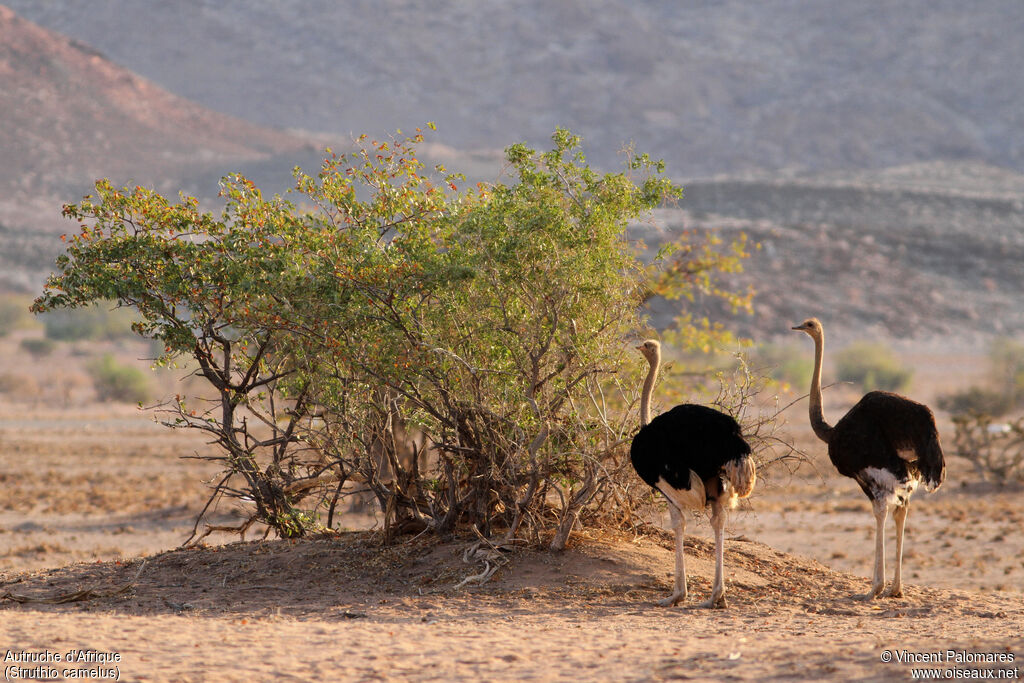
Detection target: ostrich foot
<box><xmin>883</xmin><ymin>584</ymin><xmax>904</xmax><ymax>598</ymax></box>
<box><xmin>697</xmin><ymin>592</ymin><xmax>727</xmax><ymax>609</ymax></box>
<box><xmin>855</xmin><ymin>584</ymin><xmax>885</xmax><ymax>601</ymax></box>
<box><xmin>658</xmin><ymin>591</ymin><xmax>687</xmax><ymax>607</ymax></box>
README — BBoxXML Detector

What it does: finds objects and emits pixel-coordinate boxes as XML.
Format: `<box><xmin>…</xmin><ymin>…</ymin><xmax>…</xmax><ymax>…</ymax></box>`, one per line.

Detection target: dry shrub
<box><xmin>939</xmin><ymin>337</ymin><xmax>1024</xmax><ymax>418</ymax></box>
<box><xmin>19</xmin><ymin>337</ymin><xmax>57</xmax><ymax>358</ymax></box>
<box><xmin>54</xmin><ymin>371</ymin><xmax>93</xmax><ymax>407</ymax></box>
<box><xmin>952</xmin><ymin>413</ymin><xmax>1024</xmax><ymax>483</ymax></box>
<box><xmin>0</xmin><ymin>372</ymin><xmax>41</xmax><ymax>400</ymax></box>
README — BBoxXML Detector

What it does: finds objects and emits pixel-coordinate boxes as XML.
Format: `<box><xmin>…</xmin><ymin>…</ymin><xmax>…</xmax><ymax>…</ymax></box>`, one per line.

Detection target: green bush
<box><xmin>86</xmin><ymin>354</ymin><xmax>153</xmax><ymax>404</ymax></box>
<box><xmin>33</xmin><ymin>128</ymin><xmax>757</xmax><ymax>544</ymax></box>
<box><xmin>19</xmin><ymin>337</ymin><xmax>57</xmax><ymax>358</ymax></box>
<box><xmin>42</xmin><ymin>302</ymin><xmax>137</xmax><ymax>341</ymax></box>
<box><xmin>750</xmin><ymin>343</ymin><xmax>812</xmax><ymax>387</ymax></box>
<box><xmin>0</xmin><ymin>295</ymin><xmax>35</xmax><ymax>337</ymax></box>
<box><xmin>834</xmin><ymin>342</ymin><xmax>912</xmax><ymax>392</ymax></box>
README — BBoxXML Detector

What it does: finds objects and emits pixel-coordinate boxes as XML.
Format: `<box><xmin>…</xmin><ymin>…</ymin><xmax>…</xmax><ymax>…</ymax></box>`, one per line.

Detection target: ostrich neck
<box><xmin>640</xmin><ymin>356</ymin><xmax>659</xmax><ymax>427</ymax></box>
<box><xmin>809</xmin><ymin>334</ymin><xmax>834</xmax><ymax>443</ymax></box>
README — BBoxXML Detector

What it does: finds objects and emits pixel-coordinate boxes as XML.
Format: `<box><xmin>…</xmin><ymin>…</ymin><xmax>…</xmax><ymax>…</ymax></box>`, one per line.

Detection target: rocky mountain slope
<box><xmin>7</xmin><ymin>0</ymin><xmax>1024</xmax><ymax>176</ymax></box>
<box><xmin>0</xmin><ymin>5</ymin><xmax>307</xmax><ymax>198</ymax></box>
<box><xmin>0</xmin><ymin>3</ymin><xmax>1021</xmax><ymax>344</ymax></box>
<box><xmin>640</xmin><ymin>163</ymin><xmax>1024</xmax><ymax>345</ymax></box>
<box><xmin>0</xmin><ymin>5</ymin><xmax>315</xmax><ymax>289</ymax></box>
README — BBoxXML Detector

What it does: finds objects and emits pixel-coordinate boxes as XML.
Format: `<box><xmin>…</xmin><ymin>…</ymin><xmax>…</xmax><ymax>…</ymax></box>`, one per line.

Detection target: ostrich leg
<box><xmin>700</xmin><ymin>497</ymin><xmax>728</xmax><ymax>609</ymax></box>
<box><xmin>885</xmin><ymin>504</ymin><xmax>908</xmax><ymax>598</ymax></box>
<box><xmin>659</xmin><ymin>503</ymin><xmax>687</xmax><ymax>606</ymax></box>
<box><xmin>859</xmin><ymin>497</ymin><xmax>889</xmax><ymax>600</ymax></box>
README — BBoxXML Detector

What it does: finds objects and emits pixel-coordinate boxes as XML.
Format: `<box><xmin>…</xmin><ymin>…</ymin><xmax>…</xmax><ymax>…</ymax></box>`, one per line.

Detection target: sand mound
<box><xmin>2</xmin><ymin>529</ymin><xmax>1014</xmax><ymax>619</ymax></box>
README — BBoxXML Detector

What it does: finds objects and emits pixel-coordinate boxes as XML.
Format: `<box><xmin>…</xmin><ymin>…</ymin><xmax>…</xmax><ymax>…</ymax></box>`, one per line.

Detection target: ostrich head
<box><xmin>791</xmin><ymin>317</ymin><xmax>823</xmax><ymax>340</ymax></box>
<box><xmin>636</xmin><ymin>339</ymin><xmax>661</xmax><ymax>366</ymax></box>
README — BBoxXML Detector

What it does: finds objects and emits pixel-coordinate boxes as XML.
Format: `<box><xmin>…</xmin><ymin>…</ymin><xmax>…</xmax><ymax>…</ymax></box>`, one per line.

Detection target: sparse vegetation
<box><xmin>19</xmin><ymin>337</ymin><xmax>56</xmax><ymax>358</ymax></box>
<box><xmin>41</xmin><ymin>302</ymin><xmax>137</xmax><ymax>342</ymax></box>
<box><xmin>989</xmin><ymin>337</ymin><xmax>1024</xmax><ymax>409</ymax></box>
<box><xmin>749</xmin><ymin>343</ymin><xmax>812</xmax><ymax>388</ymax></box>
<box><xmin>952</xmin><ymin>413</ymin><xmax>1024</xmax><ymax>483</ymax></box>
<box><xmin>0</xmin><ymin>294</ymin><xmax>35</xmax><ymax>337</ymax></box>
<box><xmin>0</xmin><ymin>372</ymin><xmax>40</xmax><ymax>399</ymax></box>
<box><xmin>86</xmin><ymin>354</ymin><xmax>153</xmax><ymax>404</ymax></box>
<box><xmin>834</xmin><ymin>342</ymin><xmax>912</xmax><ymax>392</ymax></box>
<box><xmin>937</xmin><ymin>387</ymin><xmax>1014</xmax><ymax>418</ymax></box>
<box><xmin>938</xmin><ymin>338</ymin><xmax>1024</xmax><ymax>482</ymax></box>
<box><xmin>938</xmin><ymin>337</ymin><xmax>1024</xmax><ymax>418</ymax></box>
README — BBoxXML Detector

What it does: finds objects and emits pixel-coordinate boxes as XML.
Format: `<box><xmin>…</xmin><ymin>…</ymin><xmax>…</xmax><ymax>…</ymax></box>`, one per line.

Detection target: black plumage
<box><xmin>793</xmin><ymin>318</ymin><xmax>945</xmax><ymax>600</ymax></box>
<box><xmin>631</xmin><ymin>403</ymin><xmax>751</xmax><ymax>499</ymax></box>
<box><xmin>629</xmin><ymin>340</ymin><xmax>756</xmax><ymax>608</ymax></box>
<box><xmin>828</xmin><ymin>391</ymin><xmax>945</xmax><ymax>502</ymax></box>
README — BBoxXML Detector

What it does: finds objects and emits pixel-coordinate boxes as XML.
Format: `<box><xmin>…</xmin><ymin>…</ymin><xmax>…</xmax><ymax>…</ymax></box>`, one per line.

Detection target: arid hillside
<box><xmin>640</xmin><ymin>162</ymin><xmax>1024</xmax><ymax>344</ymax></box>
<box><xmin>0</xmin><ymin>5</ymin><xmax>314</xmax><ymax>290</ymax></box>
<box><xmin>0</xmin><ymin>3</ymin><xmax>1021</xmax><ymax>346</ymax></box>
<box><xmin>8</xmin><ymin>0</ymin><xmax>1024</xmax><ymax>176</ymax></box>
<box><xmin>0</xmin><ymin>5</ymin><xmax>306</xmax><ymax>197</ymax></box>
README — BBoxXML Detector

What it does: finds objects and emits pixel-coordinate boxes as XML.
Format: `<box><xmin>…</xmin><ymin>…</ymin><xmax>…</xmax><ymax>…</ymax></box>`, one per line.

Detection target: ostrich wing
<box><xmin>631</xmin><ymin>404</ymin><xmax>751</xmax><ymax>491</ymax></box>
<box><xmin>829</xmin><ymin>391</ymin><xmax>946</xmax><ymax>491</ymax></box>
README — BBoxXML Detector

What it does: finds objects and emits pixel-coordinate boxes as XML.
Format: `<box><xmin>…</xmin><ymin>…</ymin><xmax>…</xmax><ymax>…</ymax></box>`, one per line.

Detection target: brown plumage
<box><xmin>793</xmin><ymin>318</ymin><xmax>945</xmax><ymax>599</ymax></box>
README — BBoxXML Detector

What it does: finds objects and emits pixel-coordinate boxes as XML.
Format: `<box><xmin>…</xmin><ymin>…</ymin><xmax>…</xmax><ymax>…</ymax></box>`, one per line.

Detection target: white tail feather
<box><xmin>723</xmin><ymin>456</ymin><xmax>756</xmax><ymax>508</ymax></box>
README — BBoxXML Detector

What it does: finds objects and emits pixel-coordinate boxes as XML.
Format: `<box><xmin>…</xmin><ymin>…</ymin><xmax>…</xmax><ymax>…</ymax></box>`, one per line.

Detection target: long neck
<box><xmin>639</xmin><ymin>353</ymin><xmax>659</xmax><ymax>427</ymax></box>
<box><xmin>808</xmin><ymin>332</ymin><xmax>834</xmax><ymax>443</ymax></box>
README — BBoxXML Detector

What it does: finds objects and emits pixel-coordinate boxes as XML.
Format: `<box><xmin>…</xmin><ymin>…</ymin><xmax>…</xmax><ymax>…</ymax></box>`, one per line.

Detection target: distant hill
<box><xmin>1</xmin><ymin>3</ymin><xmax>1022</xmax><ymax>344</ymax></box>
<box><xmin>6</xmin><ymin>0</ymin><xmax>1024</xmax><ymax>176</ymax></box>
<box><xmin>0</xmin><ymin>5</ymin><xmax>312</xmax><ymax>198</ymax></box>
<box><xmin>639</xmin><ymin>165</ymin><xmax>1024</xmax><ymax>345</ymax></box>
<box><xmin>0</xmin><ymin>5</ymin><xmax>316</xmax><ymax>289</ymax></box>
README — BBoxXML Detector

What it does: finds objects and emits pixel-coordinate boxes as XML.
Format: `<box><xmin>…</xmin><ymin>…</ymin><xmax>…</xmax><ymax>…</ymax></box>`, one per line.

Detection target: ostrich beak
<box><xmin>791</xmin><ymin>324</ymin><xmax>806</xmax><ymax>331</ymax></box>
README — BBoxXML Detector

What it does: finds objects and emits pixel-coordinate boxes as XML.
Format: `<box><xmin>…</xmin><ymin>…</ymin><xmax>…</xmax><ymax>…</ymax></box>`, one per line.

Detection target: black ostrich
<box><xmin>792</xmin><ymin>318</ymin><xmax>945</xmax><ymax>599</ymax></box>
<box><xmin>630</xmin><ymin>339</ymin><xmax>756</xmax><ymax>608</ymax></box>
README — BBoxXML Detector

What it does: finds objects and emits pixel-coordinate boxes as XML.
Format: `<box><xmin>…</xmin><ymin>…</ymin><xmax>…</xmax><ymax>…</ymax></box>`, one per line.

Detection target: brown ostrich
<box><xmin>630</xmin><ymin>339</ymin><xmax>756</xmax><ymax>608</ymax></box>
<box><xmin>792</xmin><ymin>318</ymin><xmax>945</xmax><ymax>599</ymax></box>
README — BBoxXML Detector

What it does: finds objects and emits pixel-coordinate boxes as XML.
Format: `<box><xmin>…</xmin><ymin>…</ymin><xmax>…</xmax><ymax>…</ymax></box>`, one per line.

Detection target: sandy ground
<box><xmin>3</xmin><ymin>531</ymin><xmax>1022</xmax><ymax>682</ymax></box>
<box><xmin>1</xmin><ymin>342</ymin><xmax>1022</xmax><ymax>681</ymax></box>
